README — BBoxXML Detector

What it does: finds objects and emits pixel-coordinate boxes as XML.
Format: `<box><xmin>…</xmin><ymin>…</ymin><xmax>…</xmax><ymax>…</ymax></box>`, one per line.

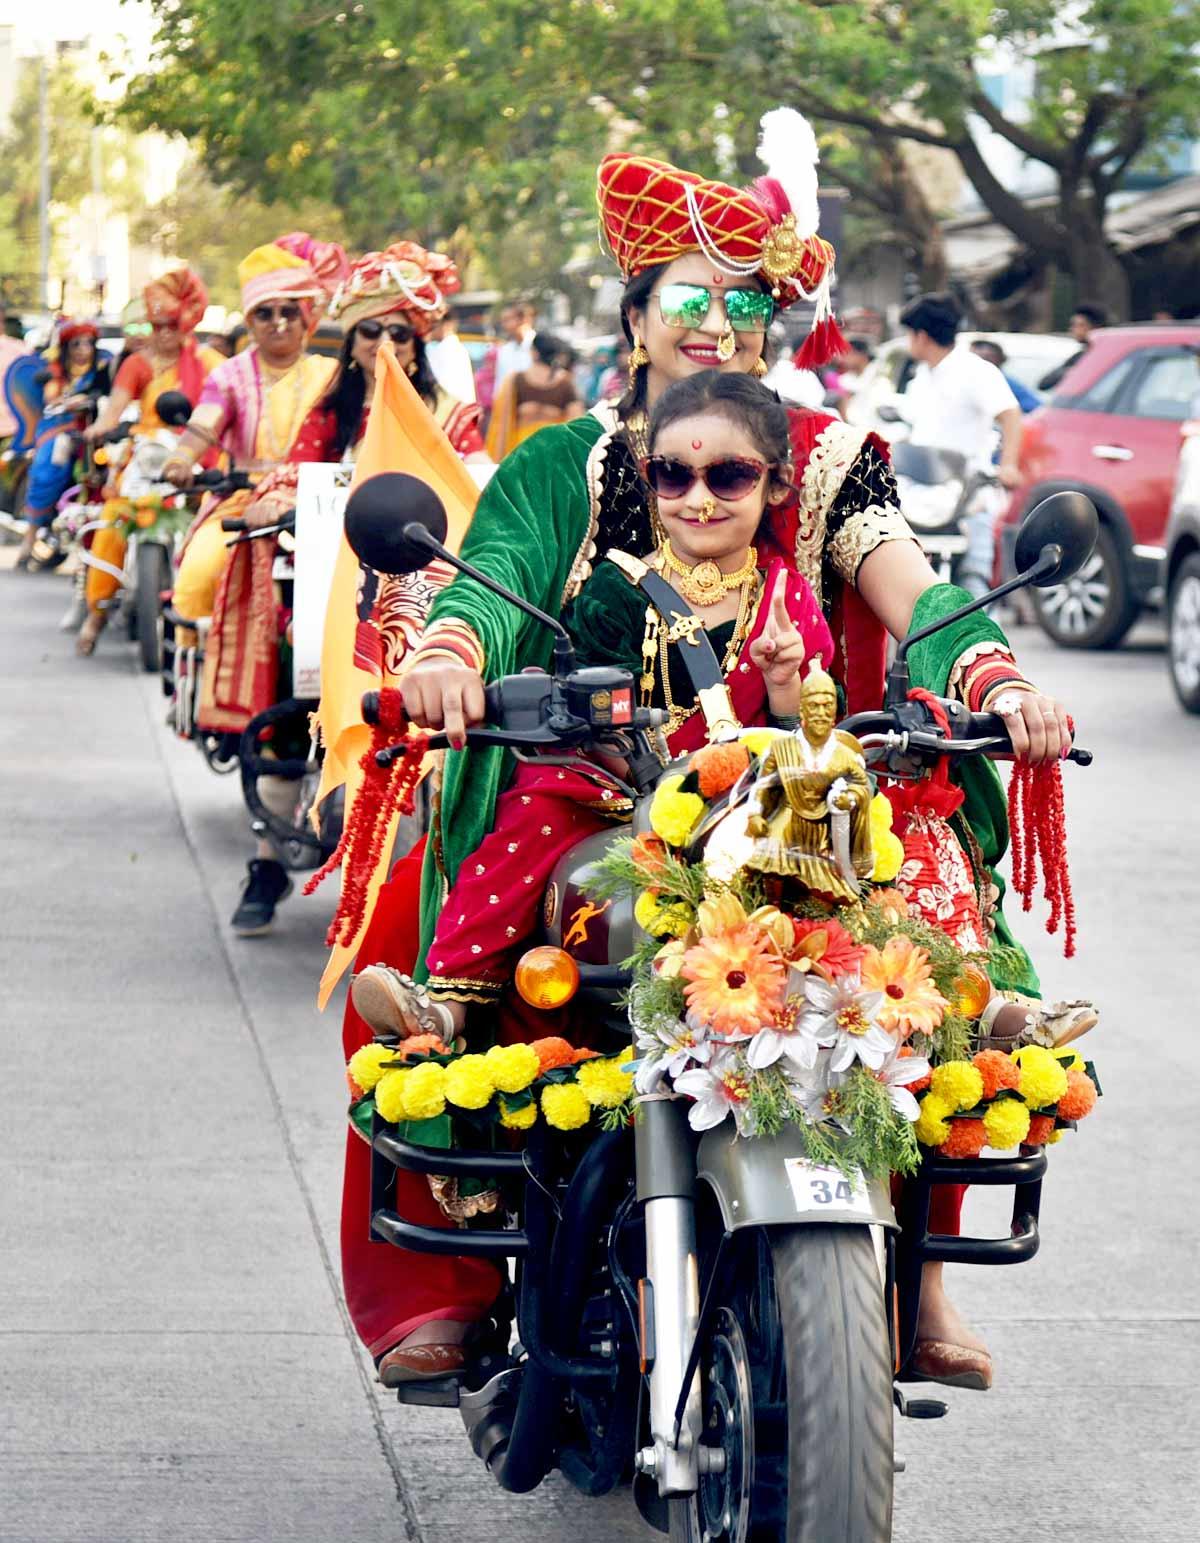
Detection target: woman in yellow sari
<box><xmin>483</xmin><ymin>331</ymin><xmax>583</xmax><ymax>460</ymax></box>
<box><xmin>163</xmin><ymin>233</ymin><xmax>347</xmax><ymax>623</ymax></box>
<box><xmin>76</xmin><ymin>267</ymin><xmax>224</xmax><ymax>654</ymax></box>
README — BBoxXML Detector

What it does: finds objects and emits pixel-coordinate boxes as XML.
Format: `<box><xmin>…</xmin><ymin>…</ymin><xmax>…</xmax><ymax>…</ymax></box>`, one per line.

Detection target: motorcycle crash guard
<box><xmin>696</xmin><ymin>1126</ymin><xmax>897</xmax><ymax>1231</ymax></box>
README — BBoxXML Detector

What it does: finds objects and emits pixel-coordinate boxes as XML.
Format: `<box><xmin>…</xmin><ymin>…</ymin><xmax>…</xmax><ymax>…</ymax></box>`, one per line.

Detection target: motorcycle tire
<box><xmin>136</xmin><ymin>542</ymin><xmax>171</xmax><ymax>673</ymax></box>
<box><xmin>668</xmin><ymin>1226</ymin><xmax>892</xmax><ymax>1543</ymax></box>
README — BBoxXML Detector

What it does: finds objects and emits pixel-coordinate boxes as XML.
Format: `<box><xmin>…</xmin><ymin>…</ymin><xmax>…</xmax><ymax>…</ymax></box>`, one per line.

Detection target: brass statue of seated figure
<box><xmin>744</xmin><ymin>662</ymin><xmax>873</xmax><ymax>902</ymax></box>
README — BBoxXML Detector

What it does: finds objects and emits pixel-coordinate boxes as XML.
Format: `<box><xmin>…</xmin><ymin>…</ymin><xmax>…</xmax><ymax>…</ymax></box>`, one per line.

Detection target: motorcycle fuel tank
<box><xmin>543</xmin><ymin>827</ymin><xmax>635</xmax><ymax>968</ymax></box>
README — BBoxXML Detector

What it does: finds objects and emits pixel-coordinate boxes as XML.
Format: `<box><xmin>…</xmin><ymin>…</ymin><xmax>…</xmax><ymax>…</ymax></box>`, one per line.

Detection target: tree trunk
<box><xmin>1062</xmin><ymin>214</ymin><xmax>1131</xmax><ymax>320</ymax></box>
<box><xmin>915</xmin><ymin>224</ymin><xmax>948</xmax><ymax>292</ymax></box>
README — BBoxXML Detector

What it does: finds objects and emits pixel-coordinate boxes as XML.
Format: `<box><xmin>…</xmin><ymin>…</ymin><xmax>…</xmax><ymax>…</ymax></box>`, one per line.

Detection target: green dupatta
<box><xmin>906</xmin><ymin>583</ymin><xmax>1038</xmax><ymax>995</ymax></box>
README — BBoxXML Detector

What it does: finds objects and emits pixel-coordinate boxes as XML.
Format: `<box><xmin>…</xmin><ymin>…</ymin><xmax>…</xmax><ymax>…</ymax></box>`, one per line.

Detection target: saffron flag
<box><xmin>313</xmin><ymin>345</ymin><xmax>478</xmax><ymax>1005</ymax></box>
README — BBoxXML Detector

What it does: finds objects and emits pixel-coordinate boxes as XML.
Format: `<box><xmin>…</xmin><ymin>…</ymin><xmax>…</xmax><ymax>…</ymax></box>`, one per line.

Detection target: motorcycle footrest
<box><xmin>391</xmin><ymin>1376</ymin><xmax>463</xmax><ymax>1409</ymax></box>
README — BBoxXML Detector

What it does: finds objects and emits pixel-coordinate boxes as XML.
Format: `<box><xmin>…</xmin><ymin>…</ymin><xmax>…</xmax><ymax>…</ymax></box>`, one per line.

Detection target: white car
<box><xmin>846</xmin><ymin>331</ymin><xmax>1079</xmax><ymax>438</ymax></box>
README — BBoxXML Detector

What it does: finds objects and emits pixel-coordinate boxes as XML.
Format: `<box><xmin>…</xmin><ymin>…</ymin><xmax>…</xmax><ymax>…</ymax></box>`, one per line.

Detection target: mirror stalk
<box><xmin>885</xmin><ymin>546</ymin><xmax>1061</xmax><ymax>707</ymax></box>
<box><xmin>400</xmin><ymin>523</ymin><xmax>577</xmax><ymax>676</ymax></box>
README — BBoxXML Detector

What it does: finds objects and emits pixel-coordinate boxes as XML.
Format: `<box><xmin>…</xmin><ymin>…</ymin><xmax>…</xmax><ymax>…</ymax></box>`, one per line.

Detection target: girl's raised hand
<box><xmin>749</xmin><ymin>571</ymin><xmax>806</xmax><ymax>688</ymax></box>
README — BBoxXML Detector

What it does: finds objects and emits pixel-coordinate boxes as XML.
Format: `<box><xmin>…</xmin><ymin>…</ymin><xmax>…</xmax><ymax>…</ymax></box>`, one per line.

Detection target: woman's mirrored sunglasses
<box><xmin>355</xmin><ymin>318</ymin><xmax>415</xmax><ymax>343</ymax></box>
<box><xmin>641</xmin><ymin>454</ymin><xmax>770</xmax><ymax>501</ymax></box>
<box><xmin>250</xmin><ymin>304</ymin><xmax>303</xmax><ymax>325</ymax></box>
<box><xmin>656</xmin><ymin>282</ymin><xmax>774</xmax><ymax>334</ymax></box>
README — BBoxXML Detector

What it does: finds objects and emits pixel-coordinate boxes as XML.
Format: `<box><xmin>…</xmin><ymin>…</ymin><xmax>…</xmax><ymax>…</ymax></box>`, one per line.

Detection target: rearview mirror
<box><xmin>155</xmin><ymin>390</ymin><xmax>193</xmax><ymax>428</ymax></box>
<box><xmin>1014</xmin><ymin>491</ymin><xmax>1099</xmax><ymax>587</ymax></box>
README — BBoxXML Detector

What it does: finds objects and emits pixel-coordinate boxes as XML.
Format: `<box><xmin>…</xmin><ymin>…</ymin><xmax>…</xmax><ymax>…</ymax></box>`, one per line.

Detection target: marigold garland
<box><xmin>940</xmin><ymin>1118</ymin><xmax>988</xmax><ymax>1159</ymax></box>
<box><xmin>982</xmin><ymin>1098</ymin><xmax>1031</xmax><ymax>1150</ymax></box>
<box><xmin>541</xmin><ymin>1083</ymin><xmax>592</xmax><ymax>1131</ymax></box>
<box><xmin>1057</xmin><ymin>1069</ymin><xmax>1097</xmax><ymax>1122</ymax></box>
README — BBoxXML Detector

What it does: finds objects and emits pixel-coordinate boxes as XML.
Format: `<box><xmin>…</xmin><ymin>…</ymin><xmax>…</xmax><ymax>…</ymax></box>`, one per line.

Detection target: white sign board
<box><xmin>292</xmin><ymin>461</ymin><xmax>354</xmax><ymax>699</ymax></box>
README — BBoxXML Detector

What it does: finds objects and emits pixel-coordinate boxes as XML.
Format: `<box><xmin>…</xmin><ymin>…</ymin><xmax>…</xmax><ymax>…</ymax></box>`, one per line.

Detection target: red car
<box><xmin>999</xmin><ymin>324</ymin><xmax>1200</xmax><ymax>647</ymax></box>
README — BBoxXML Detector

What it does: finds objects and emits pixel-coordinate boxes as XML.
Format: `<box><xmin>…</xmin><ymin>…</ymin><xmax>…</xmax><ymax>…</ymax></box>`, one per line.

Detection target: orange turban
<box><xmin>144</xmin><ymin>267</ymin><xmax>209</xmax><ymax>335</ymax></box>
<box><xmin>330</xmin><ymin>242</ymin><xmax>461</xmax><ymax>337</ymax></box>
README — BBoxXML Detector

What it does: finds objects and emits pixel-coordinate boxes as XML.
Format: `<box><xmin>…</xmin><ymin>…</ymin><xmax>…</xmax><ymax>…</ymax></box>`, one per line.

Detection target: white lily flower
<box><xmin>875</xmin><ymin>1048</ymin><xmax>931</xmax><ymax>1122</ymax></box>
<box><xmin>797</xmin><ymin>972</ymin><xmax>896</xmax><ymax>1074</ymax></box>
<box><xmin>674</xmin><ymin>1056</ymin><xmax>756</xmax><ymax>1134</ymax></box>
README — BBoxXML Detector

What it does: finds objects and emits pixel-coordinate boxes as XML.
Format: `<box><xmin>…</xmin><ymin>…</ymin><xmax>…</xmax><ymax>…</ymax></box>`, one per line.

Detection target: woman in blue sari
<box><xmin>13</xmin><ymin>321</ymin><xmax>113</xmax><ymax>570</ymax></box>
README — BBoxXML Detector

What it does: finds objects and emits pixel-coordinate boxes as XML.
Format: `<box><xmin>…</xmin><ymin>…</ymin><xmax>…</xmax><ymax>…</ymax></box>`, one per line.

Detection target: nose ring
<box><xmin>699</xmin><ymin>498</ymin><xmax>716</xmax><ymax>524</ymax></box>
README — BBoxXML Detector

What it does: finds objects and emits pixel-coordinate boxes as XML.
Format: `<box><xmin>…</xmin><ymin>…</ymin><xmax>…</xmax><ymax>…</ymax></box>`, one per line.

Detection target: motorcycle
<box><xmin>888</xmin><ymin>439</ymin><xmax>1001</xmax><ymax>588</ymax></box>
<box><xmin>342</xmin><ymin>475</ymin><xmax>1098</xmax><ymax>1541</ymax></box>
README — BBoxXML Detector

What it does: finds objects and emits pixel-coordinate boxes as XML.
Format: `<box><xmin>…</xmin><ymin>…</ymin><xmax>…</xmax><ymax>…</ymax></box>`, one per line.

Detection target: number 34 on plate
<box><xmin>784</xmin><ymin>1159</ymin><xmax>874</xmax><ymax>1216</ymax></box>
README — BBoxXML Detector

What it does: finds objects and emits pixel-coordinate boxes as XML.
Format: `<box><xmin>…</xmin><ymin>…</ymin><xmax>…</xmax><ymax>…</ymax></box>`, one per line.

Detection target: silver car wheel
<box><xmin>1037</xmin><ymin>551</ymin><xmax>1110</xmax><ymax>637</ymax></box>
<box><xmin>1169</xmin><ymin>570</ymin><xmax>1200</xmax><ymax>697</ymax></box>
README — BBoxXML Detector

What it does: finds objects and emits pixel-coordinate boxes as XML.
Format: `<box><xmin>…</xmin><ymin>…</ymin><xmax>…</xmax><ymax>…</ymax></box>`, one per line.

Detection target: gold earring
<box><xmin>750</xmin><ymin>355</ymin><xmax>769</xmax><ymax>378</ymax></box>
<box><xmin>628</xmin><ymin>331</ymin><xmax>650</xmax><ymax>386</ymax></box>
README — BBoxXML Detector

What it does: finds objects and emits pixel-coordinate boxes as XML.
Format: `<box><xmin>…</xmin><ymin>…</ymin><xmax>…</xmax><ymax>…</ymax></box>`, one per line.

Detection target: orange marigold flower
<box><xmin>972</xmin><ymin>1048</ymin><xmax>1022</xmax><ymax>1101</ymax></box>
<box><xmin>1057</xmin><ymin>1070</ymin><xmax>1097</xmax><ymax>1122</ymax></box>
<box><xmin>860</xmin><ymin>935</ymin><xmax>949</xmax><ymax>1039</ymax></box>
<box><xmin>571</xmin><ymin>1047</ymin><xmax>601</xmax><ymax>1063</ymax></box>
<box><xmin>346</xmin><ymin>1070</ymin><xmax>366</xmax><ymax>1100</ymax></box>
<box><xmin>630</xmin><ymin>832</ymin><xmax>670</xmax><ymax>879</ymax></box>
<box><xmin>870</xmin><ymin>887</ymin><xmax>910</xmax><ymax>924</ymax></box>
<box><xmin>395</xmin><ymin>1033</ymin><xmax>450</xmax><ymax>1061</ymax></box>
<box><xmin>682</xmin><ymin>926</ymin><xmax>787</xmax><ymax>1036</ymax></box>
<box><xmin>940</xmin><ymin>1118</ymin><xmax>988</xmax><ymax>1159</ymax></box>
<box><xmin>530</xmin><ymin>1037</ymin><xmax>579</xmax><ymax>1074</ymax></box>
<box><xmin>1024</xmin><ymin>1113</ymin><xmax>1057</xmax><ymax>1146</ymax></box>
<box><xmin>790</xmin><ymin>917</ymin><xmax>865</xmax><ymax>981</ymax></box>
<box><xmin>690</xmin><ymin>742</ymin><xmax>750</xmax><ymax>800</ymax></box>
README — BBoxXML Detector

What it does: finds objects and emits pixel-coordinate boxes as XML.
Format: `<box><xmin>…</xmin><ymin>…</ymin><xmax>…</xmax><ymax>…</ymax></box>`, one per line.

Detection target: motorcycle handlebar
<box><xmin>221</xmin><ymin>516</ymin><xmax>247</xmax><ymax>533</ymax></box>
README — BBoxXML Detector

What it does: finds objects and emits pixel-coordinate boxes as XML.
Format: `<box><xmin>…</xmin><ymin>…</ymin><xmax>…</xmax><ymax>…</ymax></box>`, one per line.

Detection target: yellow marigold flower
<box><xmin>576</xmin><ymin>1056</ymin><xmax>634</xmax><ymax>1109</ymax></box>
<box><xmin>869</xmin><ymin>793</ymin><xmax>904</xmax><ymax>882</ymax></box>
<box><xmin>697</xmin><ymin>891</ymin><xmax>747</xmax><ymax>937</ymax></box>
<box><xmin>374</xmin><ymin>1068</ymin><xmax>411</xmax><ymax>1124</ymax></box>
<box><xmin>347</xmin><ymin>1042</ymin><xmax>397</xmax><ymax>1094</ymax></box>
<box><xmin>929</xmin><ymin>1060</ymin><xmax>985</xmax><ymax>1114</ymax></box>
<box><xmin>1013</xmin><ymin>1045</ymin><xmax>1069</xmax><ymax>1109</ymax></box>
<box><xmin>444</xmin><ymin>1054</ymin><xmax>495</xmax><ymax>1110</ymax></box>
<box><xmin>914</xmin><ymin>1094</ymin><xmax>953</xmax><ymax>1147</ymax></box>
<box><xmin>483</xmin><ymin>1042</ymin><xmax>541</xmax><ymax>1094</ymax></box>
<box><xmin>499</xmin><ymin>1098</ymin><xmax>538</xmax><ymax>1130</ymax></box>
<box><xmin>649</xmin><ymin>776</ymin><xmax>706</xmax><ymax>847</ymax></box>
<box><xmin>740</xmin><ymin>727</ymin><xmax>781</xmax><ymax>757</ymax></box>
<box><xmin>634</xmin><ymin>889</ymin><xmax>693</xmax><ymax>939</ymax></box>
<box><xmin>541</xmin><ymin>1083</ymin><xmax>591</xmax><ymax>1131</ymax></box>
<box><xmin>982</xmin><ymin>1098</ymin><xmax>1031</xmax><ymax>1150</ymax></box>
<box><xmin>401</xmin><ymin>1061</ymin><xmax>447</xmax><ymax>1121</ymax></box>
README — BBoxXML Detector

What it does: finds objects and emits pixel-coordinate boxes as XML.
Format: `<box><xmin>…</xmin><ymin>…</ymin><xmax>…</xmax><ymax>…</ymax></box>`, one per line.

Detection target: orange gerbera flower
<box><xmin>790</xmin><ymin>917</ymin><xmax>865</xmax><ymax>982</ymax></box>
<box><xmin>860</xmin><ymin>935</ymin><xmax>949</xmax><ymax>1038</ymax></box>
<box><xmin>682</xmin><ymin>926</ymin><xmax>787</xmax><ymax>1036</ymax></box>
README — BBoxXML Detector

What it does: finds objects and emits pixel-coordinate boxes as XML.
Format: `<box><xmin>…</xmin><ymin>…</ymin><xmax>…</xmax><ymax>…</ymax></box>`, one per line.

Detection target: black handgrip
<box><xmin>221</xmin><ymin>517</ymin><xmax>247</xmax><ymax>533</ymax></box>
<box><xmin>967</xmin><ymin>711</ymin><xmax>1092</xmax><ymax>766</ymax></box>
<box><xmin>361</xmin><ymin>690</ymin><xmax>381</xmax><ymax>725</ymax></box>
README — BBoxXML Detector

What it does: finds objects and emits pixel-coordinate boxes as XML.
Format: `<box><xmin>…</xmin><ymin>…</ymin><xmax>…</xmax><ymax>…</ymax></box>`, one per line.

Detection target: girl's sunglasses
<box><xmin>251</xmin><ymin>304</ymin><xmax>303</xmax><ymax>325</ymax></box>
<box><xmin>657</xmin><ymin>283</ymin><xmax>774</xmax><ymax>334</ymax></box>
<box><xmin>641</xmin><ymin>454</ymin><xmax>770</xmax><ymax>501</ymax></box>
<box><xmin>356</xmin><ymin>318</ymin><xmax>415</xmax><ymax>344</ymax></box>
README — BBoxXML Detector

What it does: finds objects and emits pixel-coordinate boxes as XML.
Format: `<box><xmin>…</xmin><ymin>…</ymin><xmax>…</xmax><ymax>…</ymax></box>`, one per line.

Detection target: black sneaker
<box><xmin>231</xmin><ymin>859</ymin><xmax>293</xmax><ymax>936</ymax></box>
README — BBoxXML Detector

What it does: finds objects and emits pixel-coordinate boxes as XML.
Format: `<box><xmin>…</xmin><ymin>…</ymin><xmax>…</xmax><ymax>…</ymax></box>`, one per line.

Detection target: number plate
<box><xmin>784</xmin><ymin>1159</ymin><xmax>875</xmax><ymax>1217</ymax></box>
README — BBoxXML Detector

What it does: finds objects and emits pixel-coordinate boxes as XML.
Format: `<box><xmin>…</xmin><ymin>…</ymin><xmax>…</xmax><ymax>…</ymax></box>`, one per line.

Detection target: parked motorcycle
<box><xmin>342</xmin><ymin>474</ymin><xmax>1098</xmax><ymax>1541</ymax></box>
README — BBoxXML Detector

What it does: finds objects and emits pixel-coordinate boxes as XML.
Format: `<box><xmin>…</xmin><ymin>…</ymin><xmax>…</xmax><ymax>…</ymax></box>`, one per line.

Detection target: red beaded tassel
<box><xmin>305</xmin><ymin>687</ymin><xmax>429</xmax><ymax>950</ymax></box>
<box><xmin>1006</xmin><ymin>726</ymin><xmax>1077</xmax><ymax>958</ymax></box>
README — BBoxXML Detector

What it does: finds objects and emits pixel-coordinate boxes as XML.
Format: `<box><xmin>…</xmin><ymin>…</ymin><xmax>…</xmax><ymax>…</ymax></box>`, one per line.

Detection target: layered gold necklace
<box><xmin>640</xmin><ymin>567</ymin><xmax>760</xmax><ymax>733</ymax></box>
<box><xmin>659</xmin><ymin>539</ymin><xmax>758</xmax><ymax>608</ymax></box>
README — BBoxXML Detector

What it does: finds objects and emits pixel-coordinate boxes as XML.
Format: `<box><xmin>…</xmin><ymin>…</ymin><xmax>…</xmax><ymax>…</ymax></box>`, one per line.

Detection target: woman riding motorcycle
<box><xmin>202</xmin><ymin>241</ymin><xmax>488</xmax><ymax>937</ymax></box>
<box><xmin>336</xmin><ymin>111</ymin><xmax>1077</xmax><ymax>1396</ymax></box>
<box><xmin>74</xmin><ymin>267</ymin><xmax>225</xmax><ymax>655</ymax></box>
<box><xmin>12</xmin><ymin>321</ymin><xmax>112</xmax><ymax>570</ymax></box>
<box><xmin>162</xmin><ymin>232</ymin><xmax>348</xmax><ymax>622</ymax></box>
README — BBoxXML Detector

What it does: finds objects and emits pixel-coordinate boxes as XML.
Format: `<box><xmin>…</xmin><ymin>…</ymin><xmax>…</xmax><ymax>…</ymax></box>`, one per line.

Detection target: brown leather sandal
<box><xmin>377</xmin><ymin>1340</ymin><xmax>467</xmax><ymax>1387</ymax></box>
<box><xmin>912</xmin><ymin>1338</ymin><xmax>993</xmax><ymax>1391</ymax></box>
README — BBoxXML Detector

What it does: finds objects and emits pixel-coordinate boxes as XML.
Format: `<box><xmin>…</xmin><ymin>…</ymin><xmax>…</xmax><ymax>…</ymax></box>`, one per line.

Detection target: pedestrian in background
<box><xmin>425</xmin><ymin>309</ymin><xmax>477</xmax><ymax>404</ymax></box>
<box><xmin>1039</xmin><ymin>300</ymin><xmax>1108</xmax><ymax>391</ymax></box>
<box><xmin>899</xmin><ymin>291</ymin><xmax>1022</xmax><ymax>596</ymax></box>
<box><xmin>492</xmin><ymin>298</ymin><xmax>536</xmax><ymax>395</ymax></box>
<box><xmin>971</xmin><ymin>338</ymin><xmax>1039</xmax><ymax>413</ymax></box>
<box><xmin>484</xmin><ymin>330</ymin><xmax>584</xmax><ymax>459</ymax></box>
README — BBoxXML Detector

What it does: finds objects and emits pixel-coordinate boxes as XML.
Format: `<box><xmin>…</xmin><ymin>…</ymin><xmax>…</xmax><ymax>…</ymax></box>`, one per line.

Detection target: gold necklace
<box><xmin>258</xmin><ymin>355</ymin><xmax>308</xmax><ymax>463</ymax></box>
<box><xmin>624</xmin><ymin>410</ymin><xmax>664</xmax><ymax>545</ymax></box>
<box><xmin>642</xmin><ymin>574</ymin><xmax>760</xmax><ymax>733</ymax></box>
<box><xmin>659</xmin><ymin>540</ymin><xmax>758</xmax><ymax>608</ymax></box>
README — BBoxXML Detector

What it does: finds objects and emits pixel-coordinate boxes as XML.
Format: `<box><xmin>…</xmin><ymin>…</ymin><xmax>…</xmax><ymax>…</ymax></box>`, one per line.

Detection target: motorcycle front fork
<box><xmin>634</xmin><ymin>1100</ymin><xmax>723</xmax><ymax>1498</ymax></box>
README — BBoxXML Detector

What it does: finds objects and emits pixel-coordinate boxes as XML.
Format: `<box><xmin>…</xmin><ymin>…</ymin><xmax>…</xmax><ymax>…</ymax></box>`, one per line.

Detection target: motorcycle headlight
<box><xmin>515</xmin><ymin>946</ymin><xmax>580</xmax><ymax>1010</ymax></box>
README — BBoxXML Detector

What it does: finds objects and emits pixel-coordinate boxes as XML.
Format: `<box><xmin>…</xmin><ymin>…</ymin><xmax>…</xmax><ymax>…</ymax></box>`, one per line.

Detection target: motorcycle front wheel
<box><xmin>668</xmin><ymin>1225</ymin><xmax>893</xmax><ymax>1543</ymax></box>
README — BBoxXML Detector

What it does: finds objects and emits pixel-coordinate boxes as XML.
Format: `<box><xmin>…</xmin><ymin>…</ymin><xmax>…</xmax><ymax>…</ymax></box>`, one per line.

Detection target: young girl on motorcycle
<box><xmin>349</xmin><ymin>372</ymin><xmax>839</xmax><ymax>1383</ymax></box>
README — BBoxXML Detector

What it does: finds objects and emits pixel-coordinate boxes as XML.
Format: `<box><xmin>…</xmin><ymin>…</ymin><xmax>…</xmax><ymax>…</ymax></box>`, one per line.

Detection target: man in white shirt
<box><xmin>424</xmin><ymin>311</ymin><xmax>477</xmax><ymax>404</ymax></box>
<box><xmin>493</xmin><ymin>300</ymin><xmax>535</xmax><ymax>392</ymax></box>
<box><xmin>899</xmin><ymin>291</ymin><xmax>1023</xmax><ymax>594</ymax></box>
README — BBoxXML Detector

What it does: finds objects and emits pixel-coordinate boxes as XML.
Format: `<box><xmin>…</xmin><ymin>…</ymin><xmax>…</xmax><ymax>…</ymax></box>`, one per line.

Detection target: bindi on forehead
<box><xmin>711</xmin><ymin>273</ymin><xmax>725</xmax><ymax>286</ymax></box>
<box><xmin>691</xmin><ymin>439</ymin><xmax>703</xmax><ymax>450</ymax></box>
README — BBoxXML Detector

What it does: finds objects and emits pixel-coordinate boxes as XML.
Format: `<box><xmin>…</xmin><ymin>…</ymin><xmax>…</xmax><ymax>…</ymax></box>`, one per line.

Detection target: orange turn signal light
<box><xmin>93</xmin><ymin>448</ymin><xmax>109</xmax><ymax>466</ymax></box>
<box><xmin>514</xmin><ymin>946</ymin><xmax>580</xmax><ymax>1010</ymax></box>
